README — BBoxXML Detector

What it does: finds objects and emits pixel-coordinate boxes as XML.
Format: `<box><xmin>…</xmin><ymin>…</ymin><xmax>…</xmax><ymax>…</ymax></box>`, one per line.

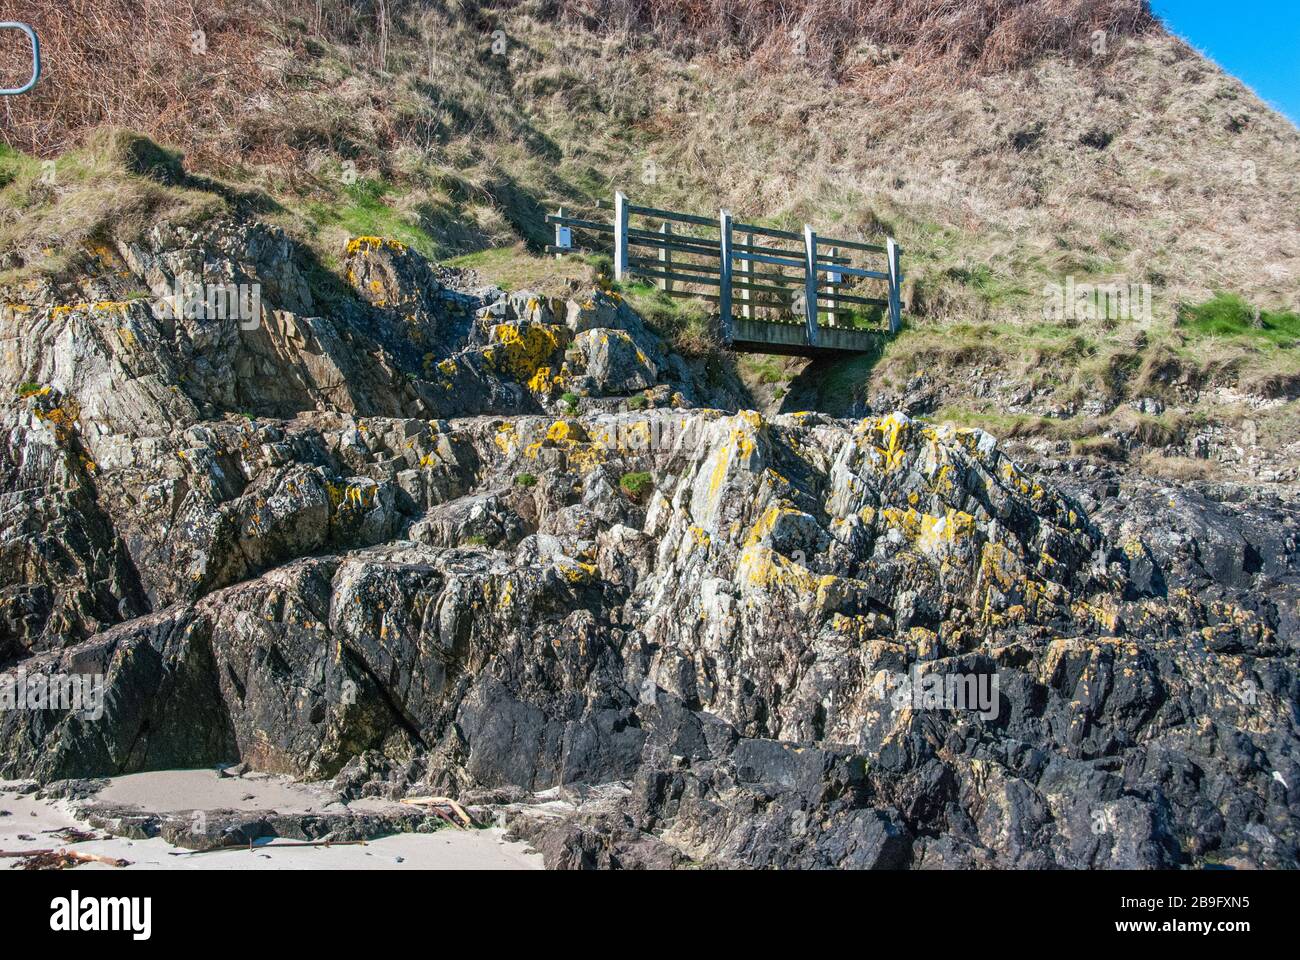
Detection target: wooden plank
<box><xmin>820</xmin><ymin>291</ymin><xmax>890</xmax><ymax>307</ymax></box>
<box><xmin>629</xmin><ymin>203</ymin><xmax>717</xmax><ymax>228</ymax></box>
<box><xmin>803</xmin><ymin>224</ymin><xmax>819</xmax><ymax>347</ymax></box>
<box><xmin>741</xmin><ymin>231</ymin><xmax>753</xmax><ymax>320</ymax></box>
<box><xmin>719</xmin><ymin>209</ymin><xmax>733</xmax><ymax>344</ymax></box>
<box><xmin>629</xmin><ymin>266</ymin><xmax>722</xmax><ymax>288</ymax></box>
<box><xmin>624</xmin><ymin>229</ymin><xmax>851</xmax><ymax>264</ymax></box>
<box><xmin>737</xmin><ymin>238</ymin><xmax>846</xmax><ymax>262</ymax></box>
<box><xmin>628</xmin><ymin>256</ymin><xmax>801</xmax><ymax>286</ymax></box>
<box><xmin>734</xmin><ymin>250</ymin><xmax>805</xmax><ymax>270</ymax></box>
<box><xmin>732</xmin><ymin>220</ymin><xmax>804</xmax><ymax>242</ymax></box>
<box><xmin>827</xmin><ymin>246</ymin><xmax>838</xmax><ymax>327</ymax></box>
<box><xmin>629</xmin><ymin>266</ymin><xmax>803</xmax><ymax>299</ymax></box>
<box><xmin>627</xmin><ymin>234</ymin><xmax>722</xmax><ymax>258</ymax></box>
<box><xmin>546</xmin><ymin>215</ymin><xmax>614</xmax><ymax>233</ymax></box>
<box><xmin>659</xmin><ymin>223</ymin><xmax>671</xmax><ymax>293</ymax></box>
<box><xmin>614</xmin><ymin>191</ymin><xmax>629</xmax><ymax>281</ymax></box>
<box><xmin>580</xmin><ymin>204</ymin><xmax>856</xmax><ymax>261</ymax></box>
<box><xmin>815</xmin><ymin>262</ymin><xmax>889</xmax><ymax>281</ymax></box>
<box><xmin>627</xmin><ymin>225</ymin><xmax>716</xmax><ymax>245</ymax></box>
<box><xmin>628</xmin><ymin>256</ymin><xmax>718</xmax><ymax>276</ymax></box>
<box><xmin>821</xmin><ymin>236</ymin><xmax>888</xmax><ymax>254</ymax></box>
<box><xmin>887</xmin><ymin>237</ymin><xmax>902</xmax><ymax>334</ymax></box>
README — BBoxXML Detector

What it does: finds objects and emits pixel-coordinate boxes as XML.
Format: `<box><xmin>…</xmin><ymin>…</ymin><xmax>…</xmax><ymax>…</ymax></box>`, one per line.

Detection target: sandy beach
<box><xmin>0</xmin><ymin>772</ymin><xmax>543</xmax><ymax>871</ymax></box>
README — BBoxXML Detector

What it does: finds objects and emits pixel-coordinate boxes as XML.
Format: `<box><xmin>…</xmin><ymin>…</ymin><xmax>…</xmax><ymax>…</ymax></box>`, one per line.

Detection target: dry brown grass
<box><xmin>0</xmin><ymin>1</ymin><xmax>422</xmax><ymax>168</ymax></box>
<box><xmin>1135</xmin><ymin>450</ymin><xmax>1219</xmax><ymax>482</ymax></box>
<box><xmin>560</xmin><ymin>0</ymin><xmax>1156</xmax><ymax>88</ymax></box>
<box><xmin>1</xmin><ymin>1</ymin><xmax>267</xmax><ymax>163</ymax></box>
<box><xmin>1</xmin><ymin>0</ymin><xmax>1297</xmax><ymax>446</ymax></box>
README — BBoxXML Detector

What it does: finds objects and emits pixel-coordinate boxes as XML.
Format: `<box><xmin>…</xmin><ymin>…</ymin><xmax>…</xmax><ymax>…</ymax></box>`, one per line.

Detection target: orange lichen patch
<box><xmin>743</xmin><ymin>503</ymin><xmax>808</xmax><ymax>547</ymax></box>
<box><xmin>487</xmin><ymin>322</ymin><xmax>567</xmax><ymax>383</ymax></box>
<box><xmin>999</xmin><ymin>459</ymin><xmax>1046</xmax><ymax>502</ymax></box>
<box><xmin>857</xmin><ymin>411</ymin><xmax>911</xmax><ymax>472</ymax></box>
<box><xmin>737</xmin><ymin>545</ymin><xmax>875</xmax><ymax>617</ymax></box>
<box><xmin>915</xmin><ymin>508</ymin><xmax>976</xmax><ymax>555</ymax></box>
<box><xmin>528</xmin><ymin>364</ymin><xmax>571</xmax><ymax>396</ymax></box>
<box><xmin>879</xmin><ymin>506</ymin><xmax>925</xmax><ymax>539</ymax></box>
<box><xmin>515</xmin><ymin>419</ymin><xmax>607</xmax><ymax>473</ymax></box>
<box><xmin>1122</xmin><ymin>537</ymin><xmax>1147</xmax><ymax>560</ymax></box>
<box><xmin>493</xmin><ymin>422</ymin><xmax>518</xmax><ymax>455</ymax></box>
<box><xmin>618</xmin><ymin>420</ymin><xmax>653</xmax><ymax>453</ymax></box>
<box><xmin>704</xmin><ymin>414</ymin><xmax>763</xmax><ymax>502</ymax></box>
<box><xmin>978</xmin><ymin>540</ymin><xmax>1022</xmax><ymax>592</ymax></box>
<box><xmin>326</xmin><ymin>481</ymin><xmax>376</xmax><ymax>512</ymax></box>
<box><xmin>737</xmin><ymin>544</ymin><xmax>824</xmax><ymax>592</ymax></box>
<box><xmin>557</xmin><ymin>559</ymin><xmax>598</xmax><ymax>585</ymax></box>
<box><xmin>93</xmin><ymin>301</ymin><xmax>132</xmax><ymax>314</ymax></box>
<box><xmin>1071</xmin><ymin>598</ymin><xmax>1122</xmax><ymax>634</ymax></box>
<box><xmin>346</xmin><ymin>236</ymin><xmax>408</xmax><ymax>256</ymax></box>
<box><xmin>928</xmin><ymin>462</ymin><xmax>957</xmax><ymax>495</ymax></box>
<box><xmin>33</xmin><ymin>396</ymin><xmax>81</xmax><ymax>444</ymax></box>
<box><xmin>50</xmin><ymin>304</ymin><xmax>85</xmax><ymax>321</ymax></box>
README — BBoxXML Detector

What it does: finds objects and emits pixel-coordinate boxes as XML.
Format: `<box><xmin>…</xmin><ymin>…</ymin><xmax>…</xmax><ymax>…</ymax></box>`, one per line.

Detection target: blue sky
<box><xmin>1152</xmin><ymin>0</ymin><xmax>1300</xmax><ymax>125</ymax></box>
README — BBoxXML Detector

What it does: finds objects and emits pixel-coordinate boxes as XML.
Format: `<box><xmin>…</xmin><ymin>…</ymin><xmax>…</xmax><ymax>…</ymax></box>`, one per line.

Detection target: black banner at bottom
<box><xmin>0</xmin><ymin>867</ymin><xmax>1278</xmax><ymax>946</ymax></box>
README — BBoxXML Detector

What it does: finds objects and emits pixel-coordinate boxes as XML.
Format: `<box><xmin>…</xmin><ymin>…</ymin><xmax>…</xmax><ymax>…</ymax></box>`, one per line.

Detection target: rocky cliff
<box><xmin>1</xmin><ymin>216</ymin><xmax>1297</xmax><ymax>869</ymax></box>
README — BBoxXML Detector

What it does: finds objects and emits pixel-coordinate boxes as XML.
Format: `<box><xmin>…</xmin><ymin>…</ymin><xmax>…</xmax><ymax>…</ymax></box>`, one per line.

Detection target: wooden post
<box><xmin>659</xmin><ymin>223</ymin><xmax>671</xmax><ymax>293</ymax></box>
<box><xmin>740</xmin><ymin>231</ymin><xmax>753</xmax><ymax>320</ymax></box>
<box><xmin>614</xmin><ymin>191</ymin><xmax>629</xmax><ymax>281</ymax></box>
<box><xmin>803</xmin><ymin>224</ymin><xmax>819</xmax><ymax>347</ymax></box>
<box><xmin>719</xmin><ymin>209</ymin><xmax>734</xmax><ymax>344</ymax></box>
<box><xmin>827</xmin><ymin>246</ymin><xmax>839</xmax><ymax>328</ymax></box>
<box><xmin>886</xmin><ymin>237</ymin><xmax>902</xmax><ymax>334</ymax></box>
<box><xmin>553</xmin><ymin>206</ymin><xmax>570</xmax><ymax>260</ymax></box>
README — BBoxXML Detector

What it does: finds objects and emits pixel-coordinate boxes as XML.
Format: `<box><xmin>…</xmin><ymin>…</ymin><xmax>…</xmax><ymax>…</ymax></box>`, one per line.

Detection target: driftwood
<box><xmin>1</xmin><ymin>847</ymin><xmax>130</xmax><ymax>869</ymax></box>
<box><xmin>400</xmin><ymin>795</ymin><xmax>476</xmax><ymax>828</ymax></box>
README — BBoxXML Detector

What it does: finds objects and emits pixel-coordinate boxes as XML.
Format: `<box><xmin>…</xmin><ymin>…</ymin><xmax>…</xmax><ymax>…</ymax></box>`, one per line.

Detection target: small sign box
<box><xmin>556</xmin><ymin>226</ymin><xmax>572</xmax><ymax>250</ymax></box>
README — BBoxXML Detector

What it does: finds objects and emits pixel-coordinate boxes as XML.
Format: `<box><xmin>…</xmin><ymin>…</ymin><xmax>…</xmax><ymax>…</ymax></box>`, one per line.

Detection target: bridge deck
<box><xmin>729</xmin><ymin>318</ymin><xmax>880</xmax><ymax>358</ymax></box>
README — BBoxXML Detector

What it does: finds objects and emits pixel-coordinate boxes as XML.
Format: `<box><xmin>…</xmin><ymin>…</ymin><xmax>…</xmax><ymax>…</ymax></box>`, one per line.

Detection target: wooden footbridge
<box><xmin>546</xmin><ymin>192</ymin><xmax>902</xmax><ymax>358</ymax></box>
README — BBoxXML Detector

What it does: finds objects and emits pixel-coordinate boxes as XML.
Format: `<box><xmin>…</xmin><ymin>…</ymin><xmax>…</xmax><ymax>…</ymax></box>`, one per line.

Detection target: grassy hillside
<box><xmin>2</xmin><ymin>0</ymin><xmax>1297</xmax><ymax>468</ymax></box>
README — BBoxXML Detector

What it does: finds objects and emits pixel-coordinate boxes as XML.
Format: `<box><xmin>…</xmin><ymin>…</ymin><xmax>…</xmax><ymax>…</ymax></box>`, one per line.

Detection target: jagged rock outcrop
<box><xmin>1</xmin><ymin>224</ymin><xmax>1297</xmax><ymax>869</ymax></box>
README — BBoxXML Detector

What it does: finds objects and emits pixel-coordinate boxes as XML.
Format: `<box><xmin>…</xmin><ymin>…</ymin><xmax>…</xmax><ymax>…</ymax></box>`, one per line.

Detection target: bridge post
<box><xmin>614</xmin><ymin>191</ymin><xmax>629</xmax><ymax>281</ymax></box>
<box><xmin>554</xmin><ymin>207</ymin><xmax>570</xmax><ymax>260</ymax></box>
<box><xmin>659</xmin><ymin>223</ymin><xmax>671</xmax><ymax>292</ymax></box>
<box><xmin>740</xmin><ymin>232</ymin><xmax>753</xmax><ymax>320</ymax></box>
<box><xmin>803</xmin><ymin>224</ymin><xmax>819</xmax><ymax>347</ymax></box>
<box><xmin>827</xmin><ymin>246</ymin><xmax>839</xmax><ymax>327</ymax></box>
<box><xmin>887</xmin><ymin>237</ymin><xmax>902</xmax><ymax>334</ymax></box>
<box><xmin>719</xmin><ymin>209</ymin><xmax>734</xmax><ymax>345</ymax></box>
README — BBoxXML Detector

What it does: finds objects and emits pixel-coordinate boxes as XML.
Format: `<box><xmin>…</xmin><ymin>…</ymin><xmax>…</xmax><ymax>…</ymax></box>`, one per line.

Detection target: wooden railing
<box><xmin>545</xmin><ymin>192</ymin><xmax>902</xmax><ymax>347</ymax></box>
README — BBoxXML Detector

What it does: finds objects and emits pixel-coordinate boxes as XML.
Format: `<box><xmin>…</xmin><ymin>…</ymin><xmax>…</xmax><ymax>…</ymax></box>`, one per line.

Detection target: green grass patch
<box><xmin>514</xmin><ymin>472</ymin><xmax>538</xmax><ymax>487</ymax></box>
<box><xmin>306</xmin><ymin>177</ymin><xmax>437</xmax><ymax>260</ymax></box>
<box><xmin>619</xmin><ymin>471</ymin><xmax>654</xmax><ymax>500</ymax></box>
<box><xmin>1178</xmin><ymin>293</ymin><xmax>1300</xmax><ymax>346</ymax></box>
<box><xmin>742</xmin><ymin>355</ymin><xmax>788</xmax><ymax>385</ymax></box>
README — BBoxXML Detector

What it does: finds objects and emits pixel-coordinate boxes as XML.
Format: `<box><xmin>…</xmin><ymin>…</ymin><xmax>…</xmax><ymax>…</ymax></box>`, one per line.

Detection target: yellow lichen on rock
<box><xmin>489</xmin><ymin>322</ymin><xmax>567</xmax><ymax>383</ymax></box>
